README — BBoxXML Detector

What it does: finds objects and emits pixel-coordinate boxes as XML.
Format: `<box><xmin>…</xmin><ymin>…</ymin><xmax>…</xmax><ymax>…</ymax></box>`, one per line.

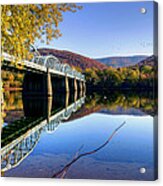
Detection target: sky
<box><xmin>36</xmin><ymin>1</ymin><xmax>154</xmax><ymax>58</ymax></box>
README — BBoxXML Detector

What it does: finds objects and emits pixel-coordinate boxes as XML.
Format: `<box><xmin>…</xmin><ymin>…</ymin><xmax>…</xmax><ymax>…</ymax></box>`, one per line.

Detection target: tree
<box><xmin>105</xmin><ymin>68</ymin><xmax>123</xmax><ymax>87</ymax></box>
<box><xmin>1</xmin><ymin>4</ymin><xmax>82</xmax><ymax>64</ymax></box>
<box><xmin>126</xmin><ymin>69</ymin><xmax>139</xmax><ymax>84</ymax></box>
<box><xmin>85</xmin><ymin>68</ymin><xmax>98</xmax><ymax>82</ymax></box>
<box><xmin>141</xmin><ymin>65</ymin><xmax>153</xmax><ymax>77</ymax></box>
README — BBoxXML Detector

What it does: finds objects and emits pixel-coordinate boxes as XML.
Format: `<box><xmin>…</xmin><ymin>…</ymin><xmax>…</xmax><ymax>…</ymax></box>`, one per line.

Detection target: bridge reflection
<box><xmin>1</xmin><ymin>92</ymin><xmax>86</xmax><ymax>172</ymax></box>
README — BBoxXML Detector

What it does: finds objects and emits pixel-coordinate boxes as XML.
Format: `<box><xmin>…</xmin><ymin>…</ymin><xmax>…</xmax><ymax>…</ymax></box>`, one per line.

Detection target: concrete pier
<box><xmin>47</xmin><ymin>68</ymin><xmax>53</xmax><ymax>96</ymax></box>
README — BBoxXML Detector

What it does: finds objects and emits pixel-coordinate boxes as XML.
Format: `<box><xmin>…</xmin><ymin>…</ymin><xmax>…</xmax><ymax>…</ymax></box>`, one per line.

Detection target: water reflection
<box><xmin>85</xmin><ymin>91</ymin><xmax>157</xmax><ymax>116</ymax></box>
<box><xmin>1</xmin><ymin>90</ymin><xmax>157</xmax><ymax>180</ymax></box>
<box><xmin>1</xmin><ymin>92</ymin><xmax>85</xmax><ymax>172</ymax></box>
<box><xmin>68</xmin><ymin>91</ymin><xmax>157</xmax><ymax>123</ymax></box>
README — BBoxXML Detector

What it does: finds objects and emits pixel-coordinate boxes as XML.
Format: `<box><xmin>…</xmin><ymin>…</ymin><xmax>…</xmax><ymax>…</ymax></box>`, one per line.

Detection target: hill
<box><xmin>135</xmin><ymin>55</ymin><xmax>157</xmax><ymax>67</ymax></box>
<box><xmin>95</xmin><ymin>55</ymin><xmax>148</xmax><ymax>68</ymax></box>
<box><xmin>38</xmin><ymin>48</ymin><xmax>108</xmax><ymax>71</ymax></box>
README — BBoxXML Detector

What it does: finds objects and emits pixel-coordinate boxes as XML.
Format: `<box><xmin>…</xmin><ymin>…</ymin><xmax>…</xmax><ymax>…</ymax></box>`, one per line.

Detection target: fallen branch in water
<box><xmin>52</xmin><ymin>121</ymin><xmax>126</xmax><ymax>178</ymax></box>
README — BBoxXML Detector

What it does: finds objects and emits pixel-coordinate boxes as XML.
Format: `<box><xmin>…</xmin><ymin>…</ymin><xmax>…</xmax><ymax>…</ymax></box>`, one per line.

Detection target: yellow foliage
<box><xmin>1</xmin><ymin>4</ymin><xmax>82</xmax><ymax>65</ymax></box>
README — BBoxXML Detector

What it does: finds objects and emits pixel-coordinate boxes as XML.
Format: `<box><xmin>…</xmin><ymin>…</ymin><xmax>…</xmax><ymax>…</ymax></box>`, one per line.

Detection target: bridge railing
<box><xmin>2</xmin><ymin>52</ymin><xmax>85</xmax><ymax>81</ymax></box>
<box><xmin>32</xmin><ymin>55</ymin><xmax>85</xmax><ymax>81</ymax></box>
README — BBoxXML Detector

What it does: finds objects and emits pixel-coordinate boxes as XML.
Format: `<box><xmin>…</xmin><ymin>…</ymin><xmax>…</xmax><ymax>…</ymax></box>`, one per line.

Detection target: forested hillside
<box><xmin>38</xmin><ymin>48</ymin><xmax>108</xmax><ymax>71</ymax></box>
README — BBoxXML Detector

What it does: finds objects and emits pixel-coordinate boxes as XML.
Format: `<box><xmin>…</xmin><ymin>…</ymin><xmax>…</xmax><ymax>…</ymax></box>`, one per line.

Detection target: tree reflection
<box><xmin>85</xmin><ymin>91</ymin><xmax>157</xmax><ymax>116</ymax></box>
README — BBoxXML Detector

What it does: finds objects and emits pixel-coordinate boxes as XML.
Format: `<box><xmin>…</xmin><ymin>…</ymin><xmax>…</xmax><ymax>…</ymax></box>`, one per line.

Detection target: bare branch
<box><xmin>52</xmin><ymin>121</ymin><xmax>126</xmax><ymax>178</ymax></box>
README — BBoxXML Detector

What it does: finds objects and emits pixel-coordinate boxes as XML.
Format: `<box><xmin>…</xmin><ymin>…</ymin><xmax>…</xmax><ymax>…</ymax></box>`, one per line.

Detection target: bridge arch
<box><xmin>44</xmin><ymin>56</ymin><xmax>61</xmax><ymax>70</ymax></box>
<box><xmin>61</xmin><ymin>63</ymin><xmax>72</xmax><ymax>74</ymax></box>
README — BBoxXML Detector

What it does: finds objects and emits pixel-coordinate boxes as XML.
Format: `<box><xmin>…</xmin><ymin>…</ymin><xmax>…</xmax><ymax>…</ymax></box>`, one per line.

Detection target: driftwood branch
<box><xmin>52</xmin><ymin>121</ymin><xmax>126</xmax><ymax>178</ymax></box>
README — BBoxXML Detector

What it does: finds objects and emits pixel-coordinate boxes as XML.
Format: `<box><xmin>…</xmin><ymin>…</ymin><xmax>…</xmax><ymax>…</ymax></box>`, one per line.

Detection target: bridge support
<box><xmin>74</xmin><ymin>90</ymin><xmax>78</xmax><ymax>103</ymax></box>
<box><xmin>47</xmin><ymin>96</ymin><xmax>52</xmax><ymax>123</ymax></box>
<box><xmin>23</xmin><ymin>71</ymin><xmax>85</xmax><ymax>96</ymax></box>
<box><xmin>83</xmin><ymin>81</ymin><xmax>86</xmax><ymax>93</ymax></box>
<box><xmin>74</xmin><ymin>78</ymin><xmax>78</xmax><ymax>91</ymax></box>
<box><xmin>79</xmin><ymin>80</ymin><xmax>83</xmax><ymax>92</ymax></box>
<box><xmin>65</xmin><ymin>75</ymin><xmax>69</xmax><ymax>92</ymax></box>
<box><xmin>65</xmin><ymin>92</ymin><xmax>70</xmax><ymax>108</ymax></box>
<box><xmin>47</xmin><ymin>68</ymin><xmax>53</xmax><ymax>97</ymax></box>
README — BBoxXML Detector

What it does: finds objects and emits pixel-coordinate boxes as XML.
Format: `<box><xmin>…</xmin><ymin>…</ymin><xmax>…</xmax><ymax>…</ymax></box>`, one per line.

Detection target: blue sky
<box><xmin>36</xmin><ymin>1</ymin><xmax>154</xmax><ymax>58</ymax></box>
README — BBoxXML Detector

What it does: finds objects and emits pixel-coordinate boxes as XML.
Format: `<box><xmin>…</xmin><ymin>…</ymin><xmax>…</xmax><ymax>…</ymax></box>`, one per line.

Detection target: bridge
<box><xmin>2</xmin><ymin>52</ymin><xmax>86</xmax><ymax>96</ymax></box>
<box><xmin>1</xmin><ymin>95</ymin><xmax>86</xmax><ymax>172</ymax></box>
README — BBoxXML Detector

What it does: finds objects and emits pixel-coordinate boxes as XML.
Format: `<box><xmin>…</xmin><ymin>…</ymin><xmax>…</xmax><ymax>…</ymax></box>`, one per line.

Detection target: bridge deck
<box><xmin>2</xmin><ymin>52</ymin><xmax>85</xmax><ymax>81</ymax></box>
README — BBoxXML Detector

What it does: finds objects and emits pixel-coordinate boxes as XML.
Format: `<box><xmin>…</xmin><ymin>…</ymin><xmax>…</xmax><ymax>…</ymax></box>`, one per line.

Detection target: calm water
<box><xmin>1</xmin><ymin>91</ymin><xmax>157</xmax><ymax>180</ymax></box>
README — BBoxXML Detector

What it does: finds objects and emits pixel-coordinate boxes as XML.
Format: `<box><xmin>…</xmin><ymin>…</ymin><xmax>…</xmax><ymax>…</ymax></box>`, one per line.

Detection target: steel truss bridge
<box><xmin>2</xmin><ymin>52</ymin><xmax>85</xmax><ymax>81</ymax></box>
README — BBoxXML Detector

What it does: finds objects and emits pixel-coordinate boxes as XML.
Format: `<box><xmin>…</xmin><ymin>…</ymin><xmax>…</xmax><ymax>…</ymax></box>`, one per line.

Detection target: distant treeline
<box><xmin>84</xmin><ymin>65</ymin><xmax>157</xmax><ymax>90</ymax></box>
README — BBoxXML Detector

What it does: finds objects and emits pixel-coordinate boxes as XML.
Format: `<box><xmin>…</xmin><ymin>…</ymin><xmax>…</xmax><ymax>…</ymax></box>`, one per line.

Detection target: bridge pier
<box><xmin>74</xmin><ymin>78</ymin><xmax>78</xmax><ymax>91</ymax></box>
<box><xmin>65</xmin><ymin>75</ymin><xmax>69</xmax><ymax>93</ymax></box>
<box><xmin>65</xmin><ymin>92</ymin><xmax>70</xmax><ymax>108</ymax></box>
<box><xmin>76</xmin><ymin>79</ymin><xmax>84</xmax><ymax>92</ymax></box>
<box><xmin>83</xmin><ymin>81</ymin><xmax>86</xmax><ymax>93</ymax></box>
<box><xmin>47</xmin><ymin>96</ymin><xmax>53</xmax><ymax>123</ymax></box>
<box><xmin>23</xmin><ymin>71</ymin><xmax>85</xmax><ymax>96</ymax></box>
<box><xmin>79</xmin><ymin>80</ymin><xmax>83</xmax><ymax>92</ymax></box>
<box><xmin>74</xmin><ymin>90</ymin><xmax>78</xmax><ymax>103</ymax></box>
<box><xmin>47</xmin><ymin>68</ymin><xmax>53</xmax><ymax>97</ymax></box>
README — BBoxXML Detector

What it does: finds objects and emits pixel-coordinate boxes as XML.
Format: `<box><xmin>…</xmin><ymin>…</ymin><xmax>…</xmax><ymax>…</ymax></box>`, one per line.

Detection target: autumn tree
<box><xmin>85</xmin><ymin>68</ymin><xmax>99</xmax><ymax>83</ymax></box>
<box><xmin>1</xmin><ymin>4</ymin><xmax>82</xmax><ymax>64</ymax></box>
<box><xmin>140</xmin><ymin>65</ymin><xmax>153</xmax><ymax>78</ymax></box>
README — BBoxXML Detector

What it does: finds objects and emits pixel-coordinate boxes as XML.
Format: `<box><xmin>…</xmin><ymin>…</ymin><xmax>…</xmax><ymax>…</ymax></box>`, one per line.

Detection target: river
<box><xmin>1</xmin><ymin>90</ymin><xmax>157</xmax><ymax>180</ymax></box>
